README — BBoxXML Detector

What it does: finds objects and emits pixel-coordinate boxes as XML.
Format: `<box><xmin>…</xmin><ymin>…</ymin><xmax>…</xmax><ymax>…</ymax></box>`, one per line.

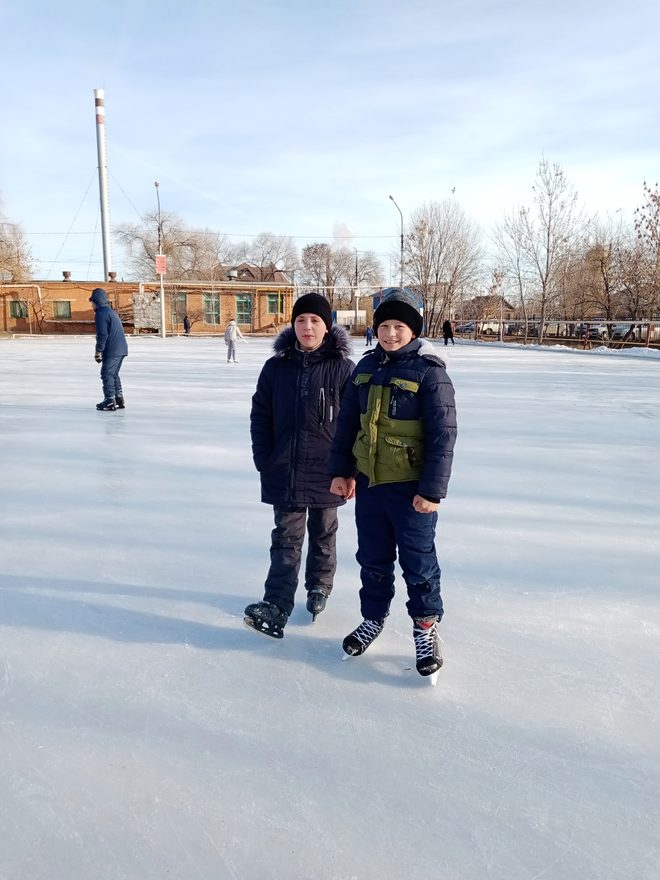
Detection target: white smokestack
<box><xmin>94</xmin><ymin>88</ymin><xmax>112</xmax><ymax>281</ymax></box>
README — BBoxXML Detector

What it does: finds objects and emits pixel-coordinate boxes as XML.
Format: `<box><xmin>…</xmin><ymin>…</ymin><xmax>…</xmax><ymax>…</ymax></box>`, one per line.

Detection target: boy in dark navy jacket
<box><xmin>328</xmin><ymin>289</ymin><xmax>457</xmax><ymax>680</ymax></box>
<box><xmin>244</xmin><ymin>294</ymin><xmax>354</xmax><ymax>638</ymax></box>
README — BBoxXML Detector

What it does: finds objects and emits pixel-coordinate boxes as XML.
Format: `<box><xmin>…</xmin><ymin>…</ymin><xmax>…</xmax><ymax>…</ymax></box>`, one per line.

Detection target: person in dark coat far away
<box><xmin>244</xmin><ymin>293</ymin><xmax>354</xmax><ymax>639</ymax></box>
<box><xmin>89</xmin><ymin>287</ymin><xmax>128</xmax><ymax>411</ymax></box>
<box><xmin>183</xmin><ymin>315</ymin><xmax>191</xmax><ymax>336</ymax></box>
<box><xmin>442</xmin><ymin>319</ymin><xmax>455</xmax><ymax>346</ymax></box>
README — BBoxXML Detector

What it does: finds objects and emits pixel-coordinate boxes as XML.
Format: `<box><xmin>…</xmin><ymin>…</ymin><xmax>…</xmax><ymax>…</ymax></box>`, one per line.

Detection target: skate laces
<box><xmin>414</xmin><ymin>621</ymin><xmax>438</xmax><ymax>660</ymax></box>
<box><xmin>353</xmin><ymin>619</ymin><xmax>383</xmax><ymax>645</ymax></box>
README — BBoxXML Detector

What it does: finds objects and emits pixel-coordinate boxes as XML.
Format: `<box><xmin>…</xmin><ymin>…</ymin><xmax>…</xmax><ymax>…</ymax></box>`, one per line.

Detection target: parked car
<box><xmin>455</xmin><ymin>320</ymin><xmax>503</xmax><ymax>335</ymax></box>
<box><xmin>612</xmin><ymin>323</ymin><xmax>633</xmax><ymax>340</ymax></box>
<box><xmin>574</xmin><ymin>322</ymin><xmax>608</xmax><ymax>340</ymax></box>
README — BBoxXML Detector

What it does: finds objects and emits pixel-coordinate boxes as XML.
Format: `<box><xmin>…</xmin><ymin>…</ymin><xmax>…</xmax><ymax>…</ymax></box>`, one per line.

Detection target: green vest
<box><xmin>352</xmin><ymin>375</ymin><xmax>425</xmax><ymax>486</ymax></box>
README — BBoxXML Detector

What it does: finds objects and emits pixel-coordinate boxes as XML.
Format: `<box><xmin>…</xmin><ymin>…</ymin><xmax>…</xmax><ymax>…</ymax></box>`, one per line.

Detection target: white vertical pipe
<box><xmin>94</xmin><ymin>89</ymin><xmax>112</xmax><ymax>281</ymax></box>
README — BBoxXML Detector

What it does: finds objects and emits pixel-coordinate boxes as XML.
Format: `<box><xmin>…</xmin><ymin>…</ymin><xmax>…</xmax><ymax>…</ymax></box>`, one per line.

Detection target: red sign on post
<box><xmin>155</xmin><ymin>255</ymin><xmax>167</xmax><ymax>275</ymax></box>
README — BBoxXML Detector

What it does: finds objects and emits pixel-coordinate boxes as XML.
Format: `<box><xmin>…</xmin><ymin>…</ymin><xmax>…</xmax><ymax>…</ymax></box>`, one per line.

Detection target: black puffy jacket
<box><xmin>250</xmin><ymin>325</ymin><xmax>354</xmax><ymax>508</ymax></box>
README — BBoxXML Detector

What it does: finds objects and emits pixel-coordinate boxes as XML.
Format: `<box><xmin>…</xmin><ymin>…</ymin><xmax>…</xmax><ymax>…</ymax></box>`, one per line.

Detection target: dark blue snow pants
<box><xmin>100</xmin><ymin>355</ymin><xmax>125</xmax><ymax>401</ymax></box>
<box><xmin>263</xmin><ymin>506</ymin><xmax>339</xmax><ymax>616</ymax></box>
<box><xmin>354</xmin><ymin>474</ymin><xmax>443</xmax><ymax>622</ymax></box>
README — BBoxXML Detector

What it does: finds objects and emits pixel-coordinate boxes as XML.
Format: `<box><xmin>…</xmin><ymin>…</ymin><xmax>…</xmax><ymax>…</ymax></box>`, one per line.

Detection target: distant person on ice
<box><xmin>244</xmin><ymin>293</ymin><xmax>354</xmax><ymax>639</ymax></box>
<box><xmin>183</xmin><ymin>315</ymin><xmax>191</xmax><ymax>336</ymax></box>
<box><xmin>224</xmin><ymin>319</ymin><xmax>245</xmax><ymax>362</ymax></box>
<box><xmin>364</xmin><ymin>325</ymin><xmax>374</xmax><ymax>346</ymax></box>
<box><xmin>328</xmin><ymin>288</ymin><xmax>457</xmax><ymax>681</ymax></box>
<box><xmin>442</xmin><ymin>319</ymin><xmax>455</xmax><ymax>346</ymax></box>
<box><xmin>89</xmin><ymin>287</ymin><xmax>128</xmax><ymax>412</ymax></box>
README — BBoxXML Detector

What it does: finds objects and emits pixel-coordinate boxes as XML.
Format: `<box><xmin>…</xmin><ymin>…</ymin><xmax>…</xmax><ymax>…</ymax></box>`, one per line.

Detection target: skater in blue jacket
<box><xmin>244</xmin><ymin>293</ymin><xmax>354</xmax><ymax>638</ymax></box>
<box><xmin>89</xmin><ymin>287</ymin><xmax>128</xmax><ymax>411</ymax></box>
<box><xmin>328</xmin><ymin>289</ymin><xmax>457</xmax><ymax>680</ymax></box>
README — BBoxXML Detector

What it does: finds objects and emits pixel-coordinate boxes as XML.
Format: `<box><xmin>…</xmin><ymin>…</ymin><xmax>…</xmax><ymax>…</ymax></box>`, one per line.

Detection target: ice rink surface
<box><xmin>1</xmin><ymin>334</ymin><xmax>659</xmax><ymax>880</ymax></box>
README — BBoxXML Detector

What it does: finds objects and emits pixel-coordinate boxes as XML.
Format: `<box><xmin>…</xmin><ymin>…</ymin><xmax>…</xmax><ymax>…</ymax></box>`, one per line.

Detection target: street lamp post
<box><xmin>353</xmin><ymin>247</ymin><xmax>359</xmax><ymax>328</ymax></box>
<box><xmin>154</xmin><ymin>181</ymin><xmax>166</xmax><ymax>339</ymax></box>
<box><xmin>388</xmin><ymin>195</ymin><xmax>404</xmax><ymax>292</ymax></box>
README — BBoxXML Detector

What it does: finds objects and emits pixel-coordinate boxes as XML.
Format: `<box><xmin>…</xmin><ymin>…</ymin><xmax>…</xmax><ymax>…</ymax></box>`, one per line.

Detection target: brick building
<box><xmin>0</xmin><ymin>272</ymin><xmax>294</xmax><ymax>336</ymax></box>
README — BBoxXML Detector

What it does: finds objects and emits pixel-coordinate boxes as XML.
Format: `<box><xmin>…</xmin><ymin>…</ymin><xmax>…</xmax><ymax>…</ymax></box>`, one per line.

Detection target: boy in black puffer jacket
<box><xmin>245</xmin><ymin>294</ymin><xmax>354</xmax><ymax>638</ymax></box>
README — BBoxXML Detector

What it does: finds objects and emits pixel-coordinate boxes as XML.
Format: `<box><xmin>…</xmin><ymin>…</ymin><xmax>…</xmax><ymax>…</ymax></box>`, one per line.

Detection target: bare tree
<box><xmin>0</xmin><ymin>198</ymin><xmax>33</xmax><ymax>281</ymax></box>
<box><xmin>633</xmin><ymin>180</ymin><xmax>660</xmax><ymax>319</ymax></box>
<box><xmin>406</xmin><ymin>199</ymin><xmax>484</xmax><ymax>337</ymax></box>
<box><xmin>517</xmin><ymin>158</ymin><xmax>582</xmax><ymax>343</ymax></box>
<box><xmin>492</xmin><ymin>206</ymin><xmax>535</xmax><ymax>338</ymax></box>
<box><xmin>236</xmin><ymin>232</ymin><xmax>299</xmax><ymax>281</ymax></box>
<box><xmin>115</xmin><ymin>212</ymin><xmax>238</xmax><ymax>281</ymax></box>
<box><xmin>616</xmin><ymin>233</ymin><xmax>647</xmax><ymax>324</ymax></box>
<box><xmin>579</xmin><ymin>216</ymin><xmax>628</xmax><ymax>323</ymax></box>
<box><xmin>299</xmin><ymin>243</ymin><xmax>352</xmax><ymax>307</ymax></box>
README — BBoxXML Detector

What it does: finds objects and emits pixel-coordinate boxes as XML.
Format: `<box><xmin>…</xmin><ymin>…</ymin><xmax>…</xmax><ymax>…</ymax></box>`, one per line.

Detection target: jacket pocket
<box><xmin>382</xmin><ymin>434</ymin><xmax>424</xmax><ymax>475</ymax></box>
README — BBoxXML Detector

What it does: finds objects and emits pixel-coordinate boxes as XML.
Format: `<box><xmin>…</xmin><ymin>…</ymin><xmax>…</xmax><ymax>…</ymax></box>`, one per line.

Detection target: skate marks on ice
<box><xmin>0</xmin><ymin>659</ymin><xmax>14</xmax><ymax>696</ymax></box>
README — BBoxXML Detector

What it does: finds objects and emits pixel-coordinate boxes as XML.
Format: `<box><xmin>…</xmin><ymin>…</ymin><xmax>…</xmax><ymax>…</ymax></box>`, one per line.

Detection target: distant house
<box><xmin>0</xmin><ymin>265</ymin><xmax>294</xmax><ymax>336</ymax></box>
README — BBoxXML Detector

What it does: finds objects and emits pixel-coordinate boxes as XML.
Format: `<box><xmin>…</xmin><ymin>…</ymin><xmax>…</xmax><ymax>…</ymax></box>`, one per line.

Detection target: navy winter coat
<box><xmin>90</xmin><ymin>288</ymin><xmax>128</xmax><ymax>357</ymax></box>
<box><xmin>328</xmin><ymin>338</ymin><xmax>457</xmax><ymax>501</ymax></box>
<box><xmin>250</xmin><ymin>325</ymin><xmax>354</xmax><ymax>508</ymax></box>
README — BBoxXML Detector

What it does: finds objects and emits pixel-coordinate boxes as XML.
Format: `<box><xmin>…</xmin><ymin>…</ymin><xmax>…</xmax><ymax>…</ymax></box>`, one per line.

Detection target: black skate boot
<box><xmin>243</xmin><ymin>601</ymin><xmax>288</xmax><ymax>639</ymax></box>
<box><xmin>413</xmin><ymin>616</ymin><xmax>443</xmax><ymax>677</ymax></box>
<box><xmin>342</xmin><ymin>618</ymin><xmax>385</xmax><ymax>656</ymax></box>
<box><xmin>306</xmin><ymin>588</ymin><xmax>329</xmax><ymax>621</ymax></box>
<box><xmin>96</xmin><ymin>398</ymin><xmax>117</xmax><ymax>411</ymax></box>
<box><xmin>115</xmin><ymin>395</ymin><xmax>125</xmax><ymax>409</ymax></box>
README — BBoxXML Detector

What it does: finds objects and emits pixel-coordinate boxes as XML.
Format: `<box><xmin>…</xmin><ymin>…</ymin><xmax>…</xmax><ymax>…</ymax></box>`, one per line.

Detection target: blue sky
<box><xmin>2</xmin><ymin>0</ymin><xmax>659</xmax><ymax>280</ymax></box>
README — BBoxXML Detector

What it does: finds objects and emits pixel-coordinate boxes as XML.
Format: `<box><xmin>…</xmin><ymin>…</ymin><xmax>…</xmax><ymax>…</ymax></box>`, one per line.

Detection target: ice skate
<box><xmin>342</xmin><ymin>618</ymin><xmax>385</xmax><ymax>657</ymax></box>
<box><xmin>306</xmin><ymin>588</ymin><xmax>329</xmax><ymax>622</ymax></box>
<box><xmin>413</xmin><ymin>616</ymin><xmax>443</xmax><ymax>680</ymax></box>
<box><xmin>96</xmin><ymin>398</ymin><xmax>116</xmax><ymax>411</ymax></box>
<box><xmin>243</xmin><ymin>601</ymin><xmax>288</xmax><ymax>639</ymax></box>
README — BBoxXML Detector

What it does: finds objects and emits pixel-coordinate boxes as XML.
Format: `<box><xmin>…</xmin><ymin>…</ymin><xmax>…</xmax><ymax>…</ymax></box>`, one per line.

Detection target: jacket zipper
<box><xmin>318</xmin><ymin>387</ymin><xmax>326</xmax><ymax>426</ymax></box>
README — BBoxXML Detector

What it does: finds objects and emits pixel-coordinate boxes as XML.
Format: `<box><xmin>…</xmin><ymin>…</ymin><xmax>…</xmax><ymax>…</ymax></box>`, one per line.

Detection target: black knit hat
<box><xmin>291</xmin><ymin>293</ymin><xmax>333</xmax><ymax>332</ymax></box>
<box><xmin>373</xmin><ymin>289</ymin><xmax>423</xmax><ymax>337</ymax></box>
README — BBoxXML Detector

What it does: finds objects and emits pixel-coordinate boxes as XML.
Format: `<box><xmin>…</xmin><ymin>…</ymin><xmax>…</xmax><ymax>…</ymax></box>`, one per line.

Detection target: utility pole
<box><xmin>388</xmin><ymin>195</ymin><xmax>404</xmax><ymax>291</ymax></box>
<box><xmin>154</xmin><ymin>181</ymin><xmax>166</xmax><ymax>339</ymax></box>
<box><xmin>353</xmin><ymin>247</ymin><xmax>359</xmax><ymax>328</ymax></box>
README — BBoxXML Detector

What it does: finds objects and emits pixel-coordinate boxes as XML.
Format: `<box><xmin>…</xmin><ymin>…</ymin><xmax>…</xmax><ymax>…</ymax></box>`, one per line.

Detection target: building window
<box><xmin>53</xmin><ymin>301</ymin><xmax>72</xmax><ymax>319</ymax></box>
<box><xmin>171</xmin><ymin>292</ymin><xmax>187</xmax><ymax>324</ymax></box>
<box><xmin>267</xmin><ymin>293</ymin><xmax>281</xmax><ymax>315</ymax></box>
<box><xmin>236</xmin><ymin>294</ymin><xmax>252</xmax><ymax>325</ymax></box>
<box><xmin>10</xmin><ymin>300</ymin><xmax>28</xmax><ymax>318</ymax></box>
<box><xmin>203</xmin><ymin>292</ymin><xmax>220</xmax><ymax>324</ymax></box>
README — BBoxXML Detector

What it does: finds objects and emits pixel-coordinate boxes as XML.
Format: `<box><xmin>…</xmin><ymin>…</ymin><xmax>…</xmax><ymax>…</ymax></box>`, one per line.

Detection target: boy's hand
<box><xmin>412</xmin><ymin>495</ymin><xmax>439</xmax><ymax>513</ymax></box>
<box><xmin>330</xmin><ymin>477</ymin><xmax>356</xmax><ymax>500</ymax></box>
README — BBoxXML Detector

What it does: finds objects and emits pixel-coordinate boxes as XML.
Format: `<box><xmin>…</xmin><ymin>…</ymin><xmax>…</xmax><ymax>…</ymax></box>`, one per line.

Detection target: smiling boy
<box><xmin>328</xmin><ymin>289</ymin><xmax>457</xmax><ymax>679</ymax></box>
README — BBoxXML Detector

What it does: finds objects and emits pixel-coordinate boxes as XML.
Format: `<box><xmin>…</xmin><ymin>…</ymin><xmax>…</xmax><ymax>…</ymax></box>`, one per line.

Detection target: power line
<box><xmin>26</xmin><ymin>229</ymin><xmax>397</xmax><ymax>240</ymax></box>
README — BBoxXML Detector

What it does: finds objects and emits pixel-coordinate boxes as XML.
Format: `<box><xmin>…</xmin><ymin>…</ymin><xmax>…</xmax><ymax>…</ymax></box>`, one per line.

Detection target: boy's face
<box><xmin>377</xmin><ymin>319</ymin><xmax>415</xmax><ymax>351</ymax></box>
<box><xmin>294</xmin><ymin>313</ymin><xmax>327</xmax><ymax>351</ymax></box>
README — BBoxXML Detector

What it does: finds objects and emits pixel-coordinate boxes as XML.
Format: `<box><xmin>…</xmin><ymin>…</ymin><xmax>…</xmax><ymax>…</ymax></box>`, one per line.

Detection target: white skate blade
<box><xmin>341</xmin><ymin>652</ymin><xmax>353</xmax><ymax>662</ymax></box>
<box><xmin>428</xmin><ymin>671</ymin><xmax>439</xmax><ymax>687</ymax></box>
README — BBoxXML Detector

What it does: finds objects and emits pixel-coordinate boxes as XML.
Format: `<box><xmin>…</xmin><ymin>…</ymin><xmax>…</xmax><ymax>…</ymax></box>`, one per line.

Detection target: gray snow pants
<box><xmin>263</xmin><ymin>506</ymin><xmax>339</xmax><ymax>616</ymax></box>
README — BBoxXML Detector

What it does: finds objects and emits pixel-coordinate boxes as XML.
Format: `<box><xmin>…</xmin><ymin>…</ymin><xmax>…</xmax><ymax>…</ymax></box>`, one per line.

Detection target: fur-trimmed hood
<box><xmin>366</xmin><ymin>337</ymin><xmax>446</xmax><ymax>369</ymax></box>
<box><xmin>272</xmin><ymin>324</ymin><xmax>353</xmax><ymax>360</ymax></box>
